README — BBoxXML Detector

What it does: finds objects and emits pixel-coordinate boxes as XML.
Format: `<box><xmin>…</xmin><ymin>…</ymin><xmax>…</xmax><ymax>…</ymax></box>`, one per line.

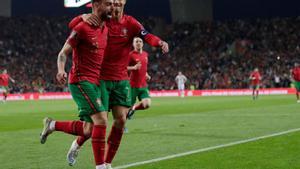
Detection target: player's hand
<box><xmin>159</xmin><ymin>41</ymin><xmax>169</xmax><ymax>54</ymax></box>
<box><xmin>56</xmin><ymin>71</ymin><xmax>67</xmax><ymax>85</ymax></box>
<box><xmin>134</xmin><ymin>62</ymin><xmax>142</xmax><ymax>70</ymax></box>
<box><xmin>146</xmin><ymin>74</ymin><xmax>151</xmax><ymax>81</ymax></box>
<box><xmin>82</xmin><ymin>14</ymin><xmax>100</xmax><ymax>27</ymax></box>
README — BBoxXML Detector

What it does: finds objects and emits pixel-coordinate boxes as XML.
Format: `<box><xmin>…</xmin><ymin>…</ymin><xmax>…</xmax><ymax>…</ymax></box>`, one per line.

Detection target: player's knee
<box><xmin>83</xmin><ymin>126</ymin><xmax>93</xmax><ymax>138</ymax></box>
<box><xmin>114</xmin><ymin>116</ymin><xmax>126</xmax><ymax>128</ymax></box>
<box><xmin>142</xmin><ymin>99</ymin><xmax>151</xmax><ymax>109</ymax></box>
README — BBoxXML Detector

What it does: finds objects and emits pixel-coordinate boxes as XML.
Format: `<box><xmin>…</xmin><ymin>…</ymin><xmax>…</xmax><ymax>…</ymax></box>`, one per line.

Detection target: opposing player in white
<box><xmin>175</xmin><ymin>71</ymin><xmax>187</xmax><ymax>98</ymax></box>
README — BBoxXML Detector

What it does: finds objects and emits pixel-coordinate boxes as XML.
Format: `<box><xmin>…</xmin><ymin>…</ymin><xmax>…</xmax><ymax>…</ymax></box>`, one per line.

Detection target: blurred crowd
<box><xmin>0</xmin><ymin>16</ymin><xmax>299</xmax><ymax>93</ymax></box>
<box><xmin>148</xmin><ymin>17</ymin><xmax>300</xmax><ymax>90</ymax></box>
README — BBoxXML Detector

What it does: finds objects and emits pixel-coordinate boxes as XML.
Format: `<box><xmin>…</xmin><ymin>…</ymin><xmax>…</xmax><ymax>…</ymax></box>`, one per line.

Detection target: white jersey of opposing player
<box><xmin>175</xmin><ymin>75</ymin><xmax>187</xmax><ymax>90</ymax></box>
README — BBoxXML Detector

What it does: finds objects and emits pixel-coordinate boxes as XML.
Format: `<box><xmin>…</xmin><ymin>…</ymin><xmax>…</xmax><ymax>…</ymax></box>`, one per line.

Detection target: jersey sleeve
<box><xmin>67</xmin><ymin>23</ymin><xmax>85</xmax><ymax>48</ymax></box>
<box><xmin>69</xmin><ymin>15</ymin><xmax>83</xmax><ymax>29</ymax></box>
<box><xmin>128</xmin><ymin>16</ymin><xmax>161</xmax><ymax>47</ymax></box>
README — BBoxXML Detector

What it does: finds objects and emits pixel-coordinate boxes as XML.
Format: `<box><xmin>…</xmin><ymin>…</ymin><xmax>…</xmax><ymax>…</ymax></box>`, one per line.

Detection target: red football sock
<box><xmin>105</xmin><ymin>125</ymin><xmax>124</xmax><ymax>163</ymax></box>
<box><xmin>92</xmin><ymin>125</ymin><xmax>106</xmax><ymax>165</ymax></box>
<box><xmin>76</xmin><ymin>136</ymin><xmax>90</xmax><ymax>146</ymax></box>
<box><xmin>55</xmin><ymin>121</ymin><xmax>84</xmax><ymax>136</ymax></box>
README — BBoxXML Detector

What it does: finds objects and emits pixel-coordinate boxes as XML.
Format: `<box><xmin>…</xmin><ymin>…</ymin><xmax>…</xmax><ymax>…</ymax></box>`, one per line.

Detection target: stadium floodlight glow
<box><xmin>64</xmin><ymin>0</ymin><xmax>91</xmax><ymax>7</ymax></box>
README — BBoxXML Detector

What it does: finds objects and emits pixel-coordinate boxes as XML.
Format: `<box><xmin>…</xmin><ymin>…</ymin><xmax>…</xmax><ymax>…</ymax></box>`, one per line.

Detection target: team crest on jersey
<box><xmin>122</xmin><ymin>28</ymin><xmax>128</xmax><ymax>36</ymax></box>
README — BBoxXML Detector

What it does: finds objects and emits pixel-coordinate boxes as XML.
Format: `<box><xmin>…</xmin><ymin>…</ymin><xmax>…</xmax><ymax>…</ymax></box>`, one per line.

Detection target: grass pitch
<box><xmin>0</xmin><ymin>95</ymin><xmax>299</xmax><ymax>169</ymax></box>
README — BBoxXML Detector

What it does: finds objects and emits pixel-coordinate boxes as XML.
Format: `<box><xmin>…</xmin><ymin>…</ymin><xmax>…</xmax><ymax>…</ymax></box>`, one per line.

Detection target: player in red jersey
<box><xmin>0</xmin><ymin>69</ymin><xmax>15</xmax><ymax>102</ymax></box>
<box><xmin>249</xmin><ymin>68</ymin><xmax>262</xmax><ymax>100</ymax></box>
<box><xmin>124</xmin><ymin>37</ymin><xmax>151</xmax><ymax>132</ymax></box>
<box><xmin>39</xmin><ymin>1</ymin><xmax>113</xmax><ymax>168</ymax></box>
<box><xmin>290</xmin><ymin>63</ymin><xmax>300</xmax><ymax>103</ymax></box>
<box><xmin>126</xmin><ymin>37</ymin><xmax>151</xmax><ymax>120</ymax></box>
<box><xmin>68</xmin><ymin>0</ymin><xmax>169</xmax><ymax>168</ymax></box>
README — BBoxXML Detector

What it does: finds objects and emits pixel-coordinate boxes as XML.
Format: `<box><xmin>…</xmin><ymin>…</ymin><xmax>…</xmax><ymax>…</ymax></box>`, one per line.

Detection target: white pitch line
<box><xmin>115</xmin><ymin>128</ymin><xmax>300</xmax><ymax>169</ymax></box>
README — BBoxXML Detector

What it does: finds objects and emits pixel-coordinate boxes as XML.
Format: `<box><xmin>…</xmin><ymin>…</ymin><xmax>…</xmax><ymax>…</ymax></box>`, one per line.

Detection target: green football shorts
<box><xmin>69</xmin><ymin>81</ymin><xmax>105</xmax><ymax>123</ymax></box>
<box><xmin>131</xmin><ymin>87</ymin><xmax>150</xmax><ymax>105</ymax></box>
<box><xmin>0</xmin><ymin>86</ymin><xmax>8</xmax><ymax>93</ymax></box>
<box><xmin>100</xmin><ymin>80</ymin><xmax>132</xmax><ymax>110</ymax></box>
<box><xmin>294</xmin><ymin>81</ymin><xmax>300</xmax><ymax>92</ymax></box>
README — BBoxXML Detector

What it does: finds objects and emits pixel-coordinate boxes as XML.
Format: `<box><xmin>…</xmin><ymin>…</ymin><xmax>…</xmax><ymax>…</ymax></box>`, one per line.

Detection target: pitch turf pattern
<box><xmin>0</xmin><ymin>95</ymin><xmax>299</xmax><ymax>169</ymax></box>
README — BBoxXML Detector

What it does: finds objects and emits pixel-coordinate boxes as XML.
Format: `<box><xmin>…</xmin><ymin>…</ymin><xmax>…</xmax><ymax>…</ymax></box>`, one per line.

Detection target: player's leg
<box><xmin>255</xmin><ymin>85</ymin><xmax>259</xmax><ymax>99</ymax></box>
<box><xmin>127</xmin><ymin>88</ymin><xmax>151</xmax><ymax>119</ymax></box>
<box><xmin>68</xmin><ymin>81</ymin><xmax>109</xmax><ymax>167</ymax></box>
<box><xmin>105</xmin><ymin>105</ymin><xmax>127</xmax><ymax>166</ymax></box>
<box><xmin>105</xmin><ymin>80</ymin><xmax>131</xmax><ymax>167</ymax></box>
<box><xmin>40</xmin><ymin>82</ymin><xmax>93</xmax><ymax>144</ymax></box>
<box><xmin>294</xmin><ymin>82</ymin><xmax>300</xmax><ymax>102</ymax></box>
<box><xmin>90</xmin><ymin>111</ymin><xmax>108</xmax><ymax>169</ymax></box>
<box><xmin>67</xmin><ymin>122</ymin><xmax>93</xmax><ymax>166</ymax></box>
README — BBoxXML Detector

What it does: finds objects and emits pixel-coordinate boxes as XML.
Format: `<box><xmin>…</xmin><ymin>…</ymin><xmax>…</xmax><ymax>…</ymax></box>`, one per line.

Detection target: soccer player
<box><xmin>68</xmin><ymin>0</ymin><xmax>169</xmax><ymax>168</ymax></box>
<box><xmin>126</xmin><ymin>37</ymin><xmax>151</xmax><ymax>120</ymax></box>
<box><xmin>0</xmin><ymin>69</ymin><xmax>15</xmax><ymax>102</ymax></box>
<box><xmin>39</xmin><ymin>1</ymin><xmax>113</xmax><ymax>169</ymax></box>
<box><xmin>249</xmin><ymin>68</ymin><xmax>262</xmax><ymax>100</ymax></box>
<box><xmin>290</xmin><ymin>63</ymin><xmax>300</xmax><ymax>103</ymax></box>
<box><xmin>175</xmin><ymin>71</ymin><xmax>187</xmax><ymax>98</ymax></box>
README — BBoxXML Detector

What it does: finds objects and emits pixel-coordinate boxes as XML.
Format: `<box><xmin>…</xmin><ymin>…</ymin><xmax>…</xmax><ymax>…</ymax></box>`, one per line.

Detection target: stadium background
<box><xmin>1</xmin><ymin>1</ymin><xmax>300</xmax><ymax>169</ymax></box>
<box><xmin>1</xmin><ymin>0</ymin><xmax>300</xmax><ymax>94</ymax></box>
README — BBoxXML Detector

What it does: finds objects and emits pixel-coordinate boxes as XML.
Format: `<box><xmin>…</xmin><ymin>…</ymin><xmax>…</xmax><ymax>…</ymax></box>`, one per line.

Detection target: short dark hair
<box><xmin>91</xmin><ymin>0</ymin><xmax>102</xmax><ymax>3</ymax></box>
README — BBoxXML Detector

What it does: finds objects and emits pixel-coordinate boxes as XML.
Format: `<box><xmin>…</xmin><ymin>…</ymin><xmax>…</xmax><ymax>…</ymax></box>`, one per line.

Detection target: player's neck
<box><xmin>115</xmin><ymin>11</ymin><xmax>124</xmax><ymax>22</ymax></box>
<box><xmin>135</xmin><ymin>49</ymin><xmax>143</xmax><ymax>53</ymax></box>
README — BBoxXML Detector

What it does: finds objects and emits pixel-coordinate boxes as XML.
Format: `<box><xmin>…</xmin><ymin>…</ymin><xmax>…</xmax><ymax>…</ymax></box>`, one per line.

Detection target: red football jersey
<box><xmin>67</xmin><ymin>21</ymin><xmax>108</xmax><ymax>85</ymax></box>
<box><xmin>250</xmin><ymin>71</ymin><xmax>261</xmax><ymax>85</ymax></box>
<box><xmin>100</xmin><ymin>15</ymin><xmax>147</xmax><ymax>80</ymax></box>
<box><xmin>0</xmin><ymin>74</ymin><xmax>9</xmax><ymax>86</ymax></box>
<box><xmin>129</xmin><ymin>50</ymin><xmax>148</xmax><ymax>88</ymax></box>
<box><xmin>292</xmin><ymin>67</ymin><xmax>300</xmax><ymax>81</ymax></box>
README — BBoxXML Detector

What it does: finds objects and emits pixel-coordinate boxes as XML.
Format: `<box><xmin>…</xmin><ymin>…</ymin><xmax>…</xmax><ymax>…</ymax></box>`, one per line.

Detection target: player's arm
<box><xmin>130</xmin><ymin>17</ymin><xmax>169</xmax><ymax>54</ymax></box>
<box><xmin>9</xmin><ymin>76</ymin><xmax>15</xmax><ymax>83</ymax></box>
<box><xmin>127</xmin><ymin>62</ymin><xmax>141</xmax><ymax>71</ymax></box>
<box><xmin>146</xmin><ymin>72</ymin><xmax>151</xmax><ymax>81</ymax></box>
<box><xmin>57</xmin><ymin>42</ymin><xmax>72</xmax><ymax>85</ymax></box>
<box><xmin>290</xmin><ymin>69</ymin><xmax>295</xmax><ymax>82</ymax></box>
<box><xmin>69</xmin><ymin>14</ymin><xmax>100</xmax><ymax>29</ymax></box>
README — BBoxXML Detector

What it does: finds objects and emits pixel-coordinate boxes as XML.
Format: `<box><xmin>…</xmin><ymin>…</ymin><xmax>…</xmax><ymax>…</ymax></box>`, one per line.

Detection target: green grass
<box><xmin>0</xmin><ymin>95</ymin><xmax>299</xmax><ymax>169</ymax></box>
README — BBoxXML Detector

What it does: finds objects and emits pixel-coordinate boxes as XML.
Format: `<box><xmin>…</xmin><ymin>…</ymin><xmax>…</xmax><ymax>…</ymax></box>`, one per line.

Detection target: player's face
<box><xmin>94</xmin><ymin>0</ymin><xmax>113</xmax><ymax>21</ymax></box>
<box><xmin>113</xmin><ymin>0</ymin><xmax>126</xmax><ymax>17</ymax></box>
<box><xmin>133</xmin><ymin>38</ymin><xmax>143</xmax><ymax>50</ymax></box>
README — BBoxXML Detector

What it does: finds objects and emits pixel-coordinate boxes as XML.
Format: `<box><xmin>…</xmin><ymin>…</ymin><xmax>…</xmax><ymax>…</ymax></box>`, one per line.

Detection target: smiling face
<box><xmin>112</xmin><ymin>0</ymin><xmax>126</xmax><ymax>18</ymax></box>
<box><xmin>92</xmin><ymin>0</ymin><xmax>114</xmax><ymax>21</ymax></box>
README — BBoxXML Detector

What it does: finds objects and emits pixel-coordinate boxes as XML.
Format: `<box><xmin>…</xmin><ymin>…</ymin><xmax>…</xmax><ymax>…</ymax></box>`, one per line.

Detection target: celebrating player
<box><xmin>175</xmin><ymin>71</ymin><xmax>187</xmax><ymax>98</ymax></box>
<box><xmin>249</xmin><ymin>68</ymin><xmax>262</xmax><ymax>100</ymax></box>
<box><xmin>290</xmin><ymin>63</ymin><xmax>300</xmax><ymax>103</ymax></box>
<box><xmin>67</xmin><ymin>0</ymin><xmax>169</xmax><ymax>168</ymax></box>
<box><xmin>39</xmin><ymin>1</ymin><xmax>113</xmax><ymax>169</ymax></box>
<box><xmin>126</xmin><ymin>37</ymin><xmax>151</xmax><ymax>120</ymax></box>
<box><xmin>0</xmin><ymin>69</ymin><xmax>15</xmax><ymax>102</ymax></box>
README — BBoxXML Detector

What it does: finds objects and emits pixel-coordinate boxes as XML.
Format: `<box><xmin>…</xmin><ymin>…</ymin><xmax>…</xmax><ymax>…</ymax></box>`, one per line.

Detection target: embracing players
<box><xmin>40</xmin><ymin>1</ymin><xmax>113</xmax><ymax>169</ymax></box>
<box><xmin>66</xmin><ymin>0</ymin><xmax>169</xmax><ymax>168</ymax></box>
